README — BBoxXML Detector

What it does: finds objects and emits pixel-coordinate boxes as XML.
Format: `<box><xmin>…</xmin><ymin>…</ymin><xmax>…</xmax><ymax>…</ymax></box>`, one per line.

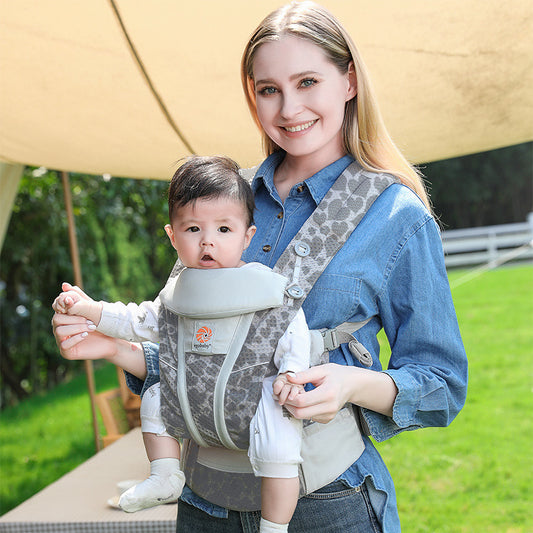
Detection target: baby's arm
<box><xmin>272</xmin><ymin>308</ymin><xmax>310</xmax><ymax>406</ymax></box>
<box><xmin>52</xmin><ymin>282</ymin><xmax>102</xmax><ymax>325</ymax></box>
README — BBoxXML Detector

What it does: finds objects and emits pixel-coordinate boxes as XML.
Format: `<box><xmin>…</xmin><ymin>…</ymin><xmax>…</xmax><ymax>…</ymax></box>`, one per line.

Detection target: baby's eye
<box><xmin>186</xmin><ymin>226</ymin><xmax>200</xmax><ymax>232</ymax></box>
<box><xmin>300</xmin><ymin>78</ymin><xmax>318</xmax><ymax>88</ymax></box>
<box><xmin>257</xmin><ymin>86</ymin><xmax>278</xmax><ymax>96</ymax></box>
<box><xmin>218</xmin><ymin>226</ymin><xmax>230</xmax><ymax>233</ymax></box>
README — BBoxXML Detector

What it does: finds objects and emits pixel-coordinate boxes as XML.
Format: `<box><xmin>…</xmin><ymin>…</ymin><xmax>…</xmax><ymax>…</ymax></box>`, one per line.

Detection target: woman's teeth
<box><xmin>283</xmin><ymin>120</ymin><xmax>316</xmax><ymax>133</ymax></box>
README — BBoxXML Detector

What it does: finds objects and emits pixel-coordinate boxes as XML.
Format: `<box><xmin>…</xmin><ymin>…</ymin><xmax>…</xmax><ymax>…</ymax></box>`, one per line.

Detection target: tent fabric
<box><xmin>0</xmin><ymin>163</ymin><xmax>23</xmax><ymax>248</ymax></box>
<box><xmin>0</xmin><ymin>0</ymin><xmax>532</xmax><ymax>182</ymax></box>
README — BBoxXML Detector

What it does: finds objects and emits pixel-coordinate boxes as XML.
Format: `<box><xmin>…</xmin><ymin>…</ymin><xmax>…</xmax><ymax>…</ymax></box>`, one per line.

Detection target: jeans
<box><xmin>176</xmin><ymin>480</ymin><xmax>382</xmax><ymax>532</ymax></box>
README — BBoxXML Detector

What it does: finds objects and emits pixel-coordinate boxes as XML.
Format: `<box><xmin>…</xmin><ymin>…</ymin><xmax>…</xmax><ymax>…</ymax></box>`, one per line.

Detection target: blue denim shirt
<box><xmin>127</xmin><ymin>152</ymin><xmax>467</xmax><ymax>532</ymax></box>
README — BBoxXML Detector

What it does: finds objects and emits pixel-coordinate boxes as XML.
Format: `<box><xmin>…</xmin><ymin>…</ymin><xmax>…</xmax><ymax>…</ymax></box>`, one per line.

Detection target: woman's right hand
<box><xmin>52</xmin><ymin>312</ymin><xmax>117</xmax><ymax>361</ymax></box>
<box><xmin>52</xmin><ymin>312</ymin><xmax>148</xmax><ymax>380</ymax></box>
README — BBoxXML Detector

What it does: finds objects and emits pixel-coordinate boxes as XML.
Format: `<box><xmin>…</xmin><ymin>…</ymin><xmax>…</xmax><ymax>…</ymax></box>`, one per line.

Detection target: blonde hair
<box><xmin>241</xmin><ymin>1</ymin><xmax>431</xmax><ymax>211</ymax></box>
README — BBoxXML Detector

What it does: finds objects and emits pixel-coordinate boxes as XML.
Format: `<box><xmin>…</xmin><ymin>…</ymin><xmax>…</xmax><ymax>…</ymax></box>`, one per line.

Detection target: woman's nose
<box><xmin>280</xmin><ymin>91</ymin><xmax>303</xmax><ymax>120</ymax></box>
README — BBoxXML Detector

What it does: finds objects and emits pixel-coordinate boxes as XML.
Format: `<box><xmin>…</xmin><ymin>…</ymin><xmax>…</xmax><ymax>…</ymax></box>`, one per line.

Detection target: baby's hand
<box><xmin>52</xmin><ymin>283</ymin><xmax>102</xmax><ymax>324</ymax></box>
<box><xmin>272</xmin><ymin>372</ymin><xmax>305</xmax><ymax>406</ymax></box>
<box><xmin>53</xmin><ymin>291</ymin><xmax>81</xmax><ymax>314</ymax></box>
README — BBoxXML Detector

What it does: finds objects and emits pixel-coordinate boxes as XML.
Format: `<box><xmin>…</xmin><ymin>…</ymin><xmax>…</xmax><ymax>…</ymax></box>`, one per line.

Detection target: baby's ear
<box><xmin>164</xmin><ymin>224</ymin><xmax>177</xmax><ymax>251</ymax></box>
<box><xmin>244</xmin><ymin>225</ymin><xmax>257</xmax><ymax>249</ymax></box>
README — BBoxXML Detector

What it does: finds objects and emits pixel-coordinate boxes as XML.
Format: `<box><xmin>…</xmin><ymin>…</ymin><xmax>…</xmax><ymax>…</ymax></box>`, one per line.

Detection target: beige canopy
<box><xmin>1</xmin><ymin>0</ymin><xmax>532</xmax><ymax>241</ymax></box>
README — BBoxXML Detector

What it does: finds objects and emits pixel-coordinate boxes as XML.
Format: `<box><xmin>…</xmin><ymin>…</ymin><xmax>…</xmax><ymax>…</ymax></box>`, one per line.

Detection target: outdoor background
<box><xmin>1</xmin><ymin>141</ymin><xmax>532</xmax><ymax>531</ymax></box>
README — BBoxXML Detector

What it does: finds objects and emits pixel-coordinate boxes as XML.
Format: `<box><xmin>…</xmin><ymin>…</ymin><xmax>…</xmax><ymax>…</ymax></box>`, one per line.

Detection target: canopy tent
<box><xmin>1</xmin><ymin>0</ymin><xmax>532</xmax><ymax>179</ymax></box>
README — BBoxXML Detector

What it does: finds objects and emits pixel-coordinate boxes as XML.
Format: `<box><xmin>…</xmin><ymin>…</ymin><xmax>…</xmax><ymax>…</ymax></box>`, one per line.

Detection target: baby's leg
<box><xmin>261</xmin><ymin>477</ymin><xmax>299</xmax><ymax>531</ymax></box>
<box><xmin>249</xmin><ymin>376</ymin><xmax>303</xmax><ymax>532</ymax></box>
<box><xmin>118</xmin><ymin>383</ymin><xmax>185</xmax><ymax>512</ymax></box>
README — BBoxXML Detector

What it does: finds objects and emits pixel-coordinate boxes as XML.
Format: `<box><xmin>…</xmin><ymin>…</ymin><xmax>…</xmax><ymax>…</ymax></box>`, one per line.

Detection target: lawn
<box><xmin>1</xmin><ymin>265</ymin><xmax>532</xmax><ymax>531</ymax></box>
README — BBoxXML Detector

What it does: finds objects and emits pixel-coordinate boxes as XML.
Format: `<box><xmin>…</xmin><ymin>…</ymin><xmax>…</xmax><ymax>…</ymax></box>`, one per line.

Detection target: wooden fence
<box><xmin>441</xmin><ymin>213</ymin><xmax>533</xmax><ymax>268</ymax></box>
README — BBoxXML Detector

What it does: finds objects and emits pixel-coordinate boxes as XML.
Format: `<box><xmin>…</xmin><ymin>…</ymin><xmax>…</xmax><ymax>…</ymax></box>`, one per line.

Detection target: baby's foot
<box><xmin>118</xmin><ymin>458</ymin><xmax>185</xmax><ymax>512</ymax></box>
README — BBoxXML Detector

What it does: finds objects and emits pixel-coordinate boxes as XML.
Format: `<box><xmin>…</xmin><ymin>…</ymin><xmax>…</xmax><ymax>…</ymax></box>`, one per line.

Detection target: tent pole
<box><xmin>60</xmin><ymin>171</ymin><xmax>102</xmax><ymax>453</ymax></box>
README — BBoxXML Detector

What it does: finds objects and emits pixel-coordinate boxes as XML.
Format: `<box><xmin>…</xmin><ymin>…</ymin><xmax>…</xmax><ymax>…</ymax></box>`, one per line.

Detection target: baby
<box><xmin>53</xmin><ymin>155</ymin><xmax>310</xmax><ymax>533</ymax></box>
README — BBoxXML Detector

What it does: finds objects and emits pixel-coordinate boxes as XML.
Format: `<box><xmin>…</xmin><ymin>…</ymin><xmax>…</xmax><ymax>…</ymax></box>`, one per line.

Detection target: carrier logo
<box><xmin>195</xmin><ymin>326</ymin><xmax>213</xmax><ymax>344</ymax></box>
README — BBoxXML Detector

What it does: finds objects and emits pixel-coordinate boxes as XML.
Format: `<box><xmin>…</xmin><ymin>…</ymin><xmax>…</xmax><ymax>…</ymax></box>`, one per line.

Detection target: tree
<box><xmin>0</xmin><ymin>168</ymin><xmax>174</xmax><ymax>408</ymax></box>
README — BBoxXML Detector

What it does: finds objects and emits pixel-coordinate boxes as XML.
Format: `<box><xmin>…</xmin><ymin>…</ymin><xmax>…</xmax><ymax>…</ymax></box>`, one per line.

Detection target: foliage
<box><xmin>1</xmin><ymin>266</ymin><xmax>531</xmax><ymax>532</ymax></box>
<box><xmin>424</xmin><ymin>142</ymin><xmax>532</xmax><ymax>229</ymax></box>
<box><xmin>0</xmin><ymin>168</ymin><xmax>174</xmax><ymax>408</ymax></box>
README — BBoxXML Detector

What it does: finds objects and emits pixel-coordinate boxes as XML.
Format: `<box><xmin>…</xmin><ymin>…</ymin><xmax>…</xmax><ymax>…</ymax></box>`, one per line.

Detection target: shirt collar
<box><xmin>251</xmin><ymin>151</ymin><xmax>355</xmax><ymax>205</ymax></box>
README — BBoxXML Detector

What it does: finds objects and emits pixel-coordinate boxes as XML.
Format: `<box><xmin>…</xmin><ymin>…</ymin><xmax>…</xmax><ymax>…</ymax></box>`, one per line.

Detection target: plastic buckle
<box><xmin>321</xmin><ymin>328</ymin><xmax>339</xmax><ymax>352</ymax></box>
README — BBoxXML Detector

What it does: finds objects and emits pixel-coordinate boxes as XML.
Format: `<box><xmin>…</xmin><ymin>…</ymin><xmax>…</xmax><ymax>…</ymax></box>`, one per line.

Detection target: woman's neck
<box><xmin>273</xmin><ymin>151</ymin><xmax>347</xmax><ymax>202</ymax></box>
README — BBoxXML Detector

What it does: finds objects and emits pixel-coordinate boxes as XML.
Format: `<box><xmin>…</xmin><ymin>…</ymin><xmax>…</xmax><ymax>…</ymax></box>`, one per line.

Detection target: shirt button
<box><xmin>296</xmin><ymin>185</ymin><xmax>305</xmax><ymax>193</ymax></box>
<box><xmin>277</xmin><ymin>211</ymin><xmax>283</xmax><ymax>219</ymax></box>
<box><xmin>262</xmin><ymin>245</ymin><xmax>272</xmax><ymax>253</ymax></box>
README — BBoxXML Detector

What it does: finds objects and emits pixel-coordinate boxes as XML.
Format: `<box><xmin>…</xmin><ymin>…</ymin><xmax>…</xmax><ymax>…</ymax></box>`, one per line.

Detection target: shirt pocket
<box><xmin>303</xmin><ymin>273</ymin><xmax>362</xmax><ymax>328</ymax></box>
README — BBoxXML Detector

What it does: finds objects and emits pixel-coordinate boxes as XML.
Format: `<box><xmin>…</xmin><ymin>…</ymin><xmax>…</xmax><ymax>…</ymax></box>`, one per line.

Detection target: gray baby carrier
<box><xmin>159</xmin><ymin>161</ymin><xmax>398</xmax><ymax>510</ymax></box>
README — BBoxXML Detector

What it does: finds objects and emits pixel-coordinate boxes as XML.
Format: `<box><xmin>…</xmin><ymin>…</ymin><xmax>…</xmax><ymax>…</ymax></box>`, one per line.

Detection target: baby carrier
<box><xmin>159</xmin><ymin>161</ymin><xmax>398</xmax><ymax>510</ymax></box>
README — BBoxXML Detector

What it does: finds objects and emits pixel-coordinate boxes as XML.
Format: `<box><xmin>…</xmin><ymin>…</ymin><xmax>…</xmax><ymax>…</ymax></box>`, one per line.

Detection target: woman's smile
<box><xmin>281</xmin><ymin>119</ymin><xmax>318</xmax><ymax>133</ymax></box>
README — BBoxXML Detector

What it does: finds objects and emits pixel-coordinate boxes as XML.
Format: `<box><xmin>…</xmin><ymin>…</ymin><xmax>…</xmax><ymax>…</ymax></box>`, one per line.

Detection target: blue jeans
<box><xmin>176</xmin><ymin>480</ymin><xmax>382</xmax><ymax>532</ymax></box>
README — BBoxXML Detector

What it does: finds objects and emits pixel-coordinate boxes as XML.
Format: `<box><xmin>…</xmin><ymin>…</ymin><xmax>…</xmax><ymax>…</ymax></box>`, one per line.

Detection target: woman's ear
<box><xmin>345</xmin><ymin>61</ymin><xmax>357</xmax><ymax>101</ymax></box>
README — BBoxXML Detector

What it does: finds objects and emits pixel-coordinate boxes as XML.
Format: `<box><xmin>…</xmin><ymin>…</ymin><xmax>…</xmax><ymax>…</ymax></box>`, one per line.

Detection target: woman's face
<box><xmin>252</xmin><ymin>35</ymin><xmax>356</xmax><ymax>165</ymax></box>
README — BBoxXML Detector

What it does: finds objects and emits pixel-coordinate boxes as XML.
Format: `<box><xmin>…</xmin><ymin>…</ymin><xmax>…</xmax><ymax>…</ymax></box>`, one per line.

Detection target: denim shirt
<box><xmin>127</xmin><ymin>152</ymin><xmax>468</xmax><ymax>532</ymax></box>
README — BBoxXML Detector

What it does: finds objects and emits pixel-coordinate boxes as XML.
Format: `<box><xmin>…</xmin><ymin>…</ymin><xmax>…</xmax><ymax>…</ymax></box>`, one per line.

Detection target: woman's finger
<box><xmin>60</xmin><ymin>332</ymin><xmax>90</xmax><ymax>350</ymax></box>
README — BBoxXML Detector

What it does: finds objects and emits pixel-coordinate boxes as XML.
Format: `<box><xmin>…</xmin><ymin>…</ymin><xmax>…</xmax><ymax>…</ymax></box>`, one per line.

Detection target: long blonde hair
<box><xmin>241</xmin><ymin>1</ymin><xmax>431</xmax><ymax>211</ymax></box>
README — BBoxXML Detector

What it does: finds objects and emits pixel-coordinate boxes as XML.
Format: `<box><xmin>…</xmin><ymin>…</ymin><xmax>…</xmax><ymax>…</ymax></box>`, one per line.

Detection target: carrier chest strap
<box><xmin>318</xmin><ymin>318</ymin><xmax>373</xmax><ymax>367</ymax></box>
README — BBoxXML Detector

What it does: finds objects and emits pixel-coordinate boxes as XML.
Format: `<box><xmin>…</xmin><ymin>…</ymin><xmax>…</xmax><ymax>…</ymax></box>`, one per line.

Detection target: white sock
<box><xmin>118</xmin><ymin>458</ymin><xmax>185</xmax><ymax>512</ymax></box>
<box><xmin>260</xmin><ymin>517</ymin><xmax>289</xmax><ymax>532</ymax></box>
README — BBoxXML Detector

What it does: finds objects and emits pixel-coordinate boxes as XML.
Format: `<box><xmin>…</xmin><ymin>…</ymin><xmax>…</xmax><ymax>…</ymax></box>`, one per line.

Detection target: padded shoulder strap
<box><xmin>273</xmin><ymin>162</ymin><xmax>399</xmax><ymax>300</ymax></box>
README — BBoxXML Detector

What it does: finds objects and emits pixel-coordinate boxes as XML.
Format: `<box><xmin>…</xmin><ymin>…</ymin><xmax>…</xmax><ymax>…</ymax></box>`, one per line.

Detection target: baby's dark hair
<box><xmin>168</xmin><ymin>156</ymin><xmax>255</xmax><ymax>226</ymax></box>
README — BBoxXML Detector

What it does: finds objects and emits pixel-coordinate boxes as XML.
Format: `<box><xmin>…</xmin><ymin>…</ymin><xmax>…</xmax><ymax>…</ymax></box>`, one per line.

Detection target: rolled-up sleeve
<box><xmin>124</xmin><ymin>342</ymin><xmax>161</xmax><ymax>399</ymax></box>
<box><xmin>363</xmin><ymin>215</ymin><xmax>468</xmax><ymax>442</ymax></box>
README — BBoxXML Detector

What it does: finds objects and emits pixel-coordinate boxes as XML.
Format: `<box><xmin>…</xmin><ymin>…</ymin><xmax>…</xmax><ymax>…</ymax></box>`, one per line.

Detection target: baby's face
<box><xmin>164</xmin><ymin>197</ymin><xmax>256</xmax><ymax>269</ymax></box>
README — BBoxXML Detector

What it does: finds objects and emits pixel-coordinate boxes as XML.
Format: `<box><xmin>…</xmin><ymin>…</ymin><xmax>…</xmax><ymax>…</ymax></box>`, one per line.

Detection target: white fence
<box><xmin>441</xmin><ymin>213</ymin><xmax>533</xmax><ymax>268</ymax></box>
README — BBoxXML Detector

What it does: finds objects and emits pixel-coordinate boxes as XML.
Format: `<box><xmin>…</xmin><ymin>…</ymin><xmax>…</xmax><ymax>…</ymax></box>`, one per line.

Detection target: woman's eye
<box><xmin>258</xmin><ymin>86</ymin><xmax>277</xmax><ymax>96</ymax></box>
<box><xmin>300</xmin><ymin>78</ymin><xmax>317</xmax><ymax>88</ymax></box>
<box><xmin>186</xmin><ymin>226</ymin><xmax>200</xmax><ymax>232</ymax></box>
<box><xmin>218</xmin><ymin>226</ymin><xmax>230</xmax><ymax>233</ymax></box>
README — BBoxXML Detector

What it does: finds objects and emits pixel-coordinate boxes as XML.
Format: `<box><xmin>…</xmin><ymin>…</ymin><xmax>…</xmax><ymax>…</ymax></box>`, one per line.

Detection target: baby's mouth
<box><xmin>201</xmin><ymin>254</ymin><xmax>214</xmax><ymax>261</ymax></box>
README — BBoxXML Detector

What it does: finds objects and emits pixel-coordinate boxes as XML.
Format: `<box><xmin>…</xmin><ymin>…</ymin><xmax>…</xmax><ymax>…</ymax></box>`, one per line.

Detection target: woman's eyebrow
<box><xmin>255</xmin><ymin>70</ymin><xmax>321</xmax><ymax>86</ymax></box>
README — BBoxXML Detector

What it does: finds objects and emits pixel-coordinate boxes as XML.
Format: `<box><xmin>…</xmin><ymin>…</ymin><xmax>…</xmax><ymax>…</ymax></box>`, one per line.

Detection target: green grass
<box><xmin>378</xmin><ymin>265</ymin><xmax>533</xmax><ymax>532</ymax></box>
<box><xmin>1</xmin><ymin>265</ymin><xmax>532</xmax><ymax>531</ymax></box>
<box><xmin>0</xmin><ymin>362</ymin><xmax>119</xmax><ymax>515</ymax></box>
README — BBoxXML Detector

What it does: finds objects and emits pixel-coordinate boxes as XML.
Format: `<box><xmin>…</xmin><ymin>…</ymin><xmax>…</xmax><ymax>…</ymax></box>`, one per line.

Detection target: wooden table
<box><xmin>0</xmin><ymin>428</ymin><xmax>177</xmax><ymax>532</ymax></box>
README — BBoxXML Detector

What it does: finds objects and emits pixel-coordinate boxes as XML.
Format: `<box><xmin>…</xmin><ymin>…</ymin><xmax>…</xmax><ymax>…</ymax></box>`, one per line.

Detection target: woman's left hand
<box><xmin>284</xmin><ymin>363</ymin><xmax>397</xmax><ymax>423</ymax></box>
<box><xmin>282</xmin><ymin>363</ymin><xmax>357</xmax><ymax>423</ymax></box>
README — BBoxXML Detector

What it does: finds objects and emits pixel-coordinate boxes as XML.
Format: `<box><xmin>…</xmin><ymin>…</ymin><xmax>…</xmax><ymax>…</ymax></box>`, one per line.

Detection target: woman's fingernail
<box><xmin>81</xmin><ymin>332</ymin><xmax>88</xmax><ymax>338</ymax></box>
<box><xmin>87</xmin><ymin>324</ymin><xmax>96</xmax><ymax>330</ymax></box>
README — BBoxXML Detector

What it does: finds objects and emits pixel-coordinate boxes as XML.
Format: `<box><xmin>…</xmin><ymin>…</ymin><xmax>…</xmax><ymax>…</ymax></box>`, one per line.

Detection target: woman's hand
<box><xmin>283</xmin><ymin>363</ymin><xmax>397</xmax><ymax>423</ymax></box>
<box><xmin>52</xmin><ymin>312</ymin><xmax>115</xmax><ymax>360</ymax></box>
<box><xmin>52</xmin><ymin>312</ymin><xmax>147</xmax><ymax>379</ymax></box>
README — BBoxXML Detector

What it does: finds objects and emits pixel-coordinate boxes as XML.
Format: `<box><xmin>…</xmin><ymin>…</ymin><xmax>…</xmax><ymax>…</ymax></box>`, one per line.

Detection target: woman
<box><xmin>53</xmin><ymin>2</ymin><xmax>467</xmax><ymax>531</ymax></box>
